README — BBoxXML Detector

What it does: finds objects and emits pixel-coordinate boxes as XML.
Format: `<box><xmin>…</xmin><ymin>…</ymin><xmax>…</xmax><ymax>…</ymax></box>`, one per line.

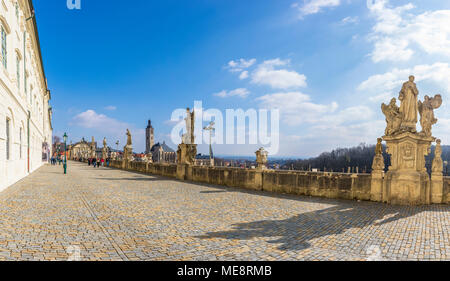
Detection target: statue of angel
<box><xmin>381</xmin><ymin>98</ymin><xmax>402</xmax><ymax>136</ymax></box>
<box><xmin>418</xmin><ymin>95</ymin><xmax>442</xmax><ymax>137</ymax></box>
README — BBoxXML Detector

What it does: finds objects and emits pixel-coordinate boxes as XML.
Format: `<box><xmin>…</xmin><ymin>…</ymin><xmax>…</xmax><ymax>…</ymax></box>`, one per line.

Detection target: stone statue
<box><xmin>123</xmin><ymin>129</ymin><xmax>133</xmax><ymax>165</ymax></box>
<box><xmin>381</xmin><ymin>98</ymin><xmax>402</xmax><ymax>136</ymax></box>
<box><xmin>398</xmin><ymin>75</ymin><xmax>419</xmax><ymax>132</ymax></box>
<box><xmin>372</xmin><ymin>138</ymin><xmax>385</xmax><ymax>171</ymax></box>
<box><xmin>126</xmin><ymin>129</ymin><xmax>132</xmax><ymax>146</ymax></box>
<box><xmin>255</xmin><ymin>147</ymin><xmax>268</xmax><ymax>170</ymax></box>
<box><xmin>102</xmin><ymin>137</ymin><xmax>108</xmax><ymax>160</ymax></box>
<box><xmin>432</xmin><ymin>139</ymin><xmax>443</xmax><ymax>174</ymax></box>
<box><xmin>418</xmin><ymin>94</ymin><xmax>442</xmax><ymax>137</ymax></box>
<box><xmin>182</xmin><ymin>108</ymin><xmax>195</xmax><ymax>144</ymax></box>
<box><xmin>91</xmin><ymin>136</ymin><xmax>96</xmax><ymax>158</ymax></box>
<box><xmin>375</xmin><ymin>138</ymin><xmax>383</xmax><ymax>155</ymax></box>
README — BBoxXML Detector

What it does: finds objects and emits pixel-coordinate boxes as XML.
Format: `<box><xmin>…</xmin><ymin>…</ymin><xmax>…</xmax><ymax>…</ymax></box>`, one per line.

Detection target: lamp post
<box><xmin>63</xmin><ymin>133</ymin><xmax>68</xmax><ymax>174</ymax></box>
<box><xmin>203</xmin><ymin>121</ymin><xmax>215</xmax><ymax>166</ymax></box>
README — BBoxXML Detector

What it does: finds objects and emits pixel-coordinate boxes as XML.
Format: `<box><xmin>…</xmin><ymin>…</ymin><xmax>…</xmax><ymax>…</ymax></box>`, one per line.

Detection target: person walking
<box><xmin>93</xmin><ymin>157</ymin><xmax>97</xmax><ymax>168</ymax></box>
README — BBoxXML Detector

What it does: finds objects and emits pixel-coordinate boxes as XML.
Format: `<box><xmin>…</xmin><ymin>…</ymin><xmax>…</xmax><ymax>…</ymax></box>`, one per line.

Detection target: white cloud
<box><xmin>256</xmin><ymin>91</ymin><xmax>380</xmax><ymax>156</ymax></box>
<box><xmin>71</xmin><ymin>110</ymin><xmax>146</xmax><ymax>152</ymax></box>
<box><xmin>104</xmin><ymin>105</ymin><xmax>117</xmax><ymax>111</ymax></box>
<box><xmin>227</xmin><ymin>58</ymin><xmax>256</xmax><ymax>73</ymax></box>
<box><xmin>340</xmin><ymin>16</ymin><xmax>359</xmax><ymax>25</ymax></box>
<box><xmin>293</xmin><ymin>0</ymin><xmax>341</xmax><ymax>17</ymax></box>
<box><xmin>214</xmin><ymin>88</ymin><xmax>250</xmax><ymax>98</ymax></box>
<box><xmin>239</xmin><ymin>70</ymin><xmax>249</xmax><ymax>80</ymax></box>
<box><xmin>279</xmin><ymin>120</ymin><xmax>385</xmax><ymax>157</ymax></box>
<box><xmin>251</xmin><ymin>59</ymin><xmax>307</xmax><ymax>89</ymax></box>
<box><xmin>358</xmin><ymin>62</ymin><xmax>450</xmax><ymax>101</ymax></box>
<box><xmin>257</xmin><ymin>91</ymin><xmax>338</xmax><ymax>126</ymax></box>
<box><xmin>73</xmin><ymin>110</ymin><xmax>128</xmax><ymax>132</ymax></box>
<box><xmin>367</xmin><ymin>0</ymin><xmax>450</xmax><ymax>62</ymax></box>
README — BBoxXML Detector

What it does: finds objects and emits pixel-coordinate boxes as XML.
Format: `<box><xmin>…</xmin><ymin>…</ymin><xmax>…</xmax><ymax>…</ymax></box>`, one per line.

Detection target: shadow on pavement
<box><xmin>196</xmin><ymin>203</ymin><xmax>438</xmax><ymax>252</ymax></box>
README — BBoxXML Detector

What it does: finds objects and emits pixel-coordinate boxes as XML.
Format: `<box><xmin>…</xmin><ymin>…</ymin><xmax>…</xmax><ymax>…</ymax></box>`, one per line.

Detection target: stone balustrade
<box><xmin>105</xmin><ymin>160</ymin><xmax>393</xmax><ymax>203</ymax></box>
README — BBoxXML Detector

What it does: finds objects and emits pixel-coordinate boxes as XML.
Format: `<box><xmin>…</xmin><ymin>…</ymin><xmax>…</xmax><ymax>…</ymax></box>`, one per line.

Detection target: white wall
<box><xmin>0</xmin><ymin>0</ymin><xmax>52</xmax><ymax>192</ymax></box>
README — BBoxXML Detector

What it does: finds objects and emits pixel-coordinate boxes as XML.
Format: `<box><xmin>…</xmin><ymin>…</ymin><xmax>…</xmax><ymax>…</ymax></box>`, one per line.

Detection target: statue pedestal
<box><xmin>177</xmin><ymin>144</ymin><xmax>197</xmax><ymax>165</ymax></box>
<box><xmin>431</xmin><ymin>173</ymin><xmax>444</xmax><ymax>204</ymax></box>
<box><xmin>176</xmin><ymin>144</ymin><xmax>197</xmax><ymax>180</ymax></box>
<box><xmin>383</xmin><ymin>132</ymin><xmax>433</xmax><ymax>205</ymax></box>
<box><xmin>123</xmin><ymin>145</ymin><xmax>133</xmax><ymax>170</ymax></box>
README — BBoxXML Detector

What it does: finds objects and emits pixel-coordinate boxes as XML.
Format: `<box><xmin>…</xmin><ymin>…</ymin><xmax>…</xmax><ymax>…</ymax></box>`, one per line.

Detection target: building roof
<box><xmin>195</xmin><ymin>154</ymin><xmax>212</xmax><ymax>160</ymax></box>
<box><xmin>150</xmin><ymin>141</ymin><xmax>175</xmax><ymax>153</ymax></box>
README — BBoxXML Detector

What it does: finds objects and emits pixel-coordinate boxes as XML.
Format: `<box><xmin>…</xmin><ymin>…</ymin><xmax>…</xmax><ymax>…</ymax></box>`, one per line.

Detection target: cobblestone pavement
<box><xmin>0</xmin><ymin>162</ymin><xmax>449</xmax><ymax>261</ymax></box>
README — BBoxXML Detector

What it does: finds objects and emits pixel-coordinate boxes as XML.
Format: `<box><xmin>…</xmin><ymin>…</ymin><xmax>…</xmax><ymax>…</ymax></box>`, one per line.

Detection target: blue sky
<box><xmin>36</xmin><ymin>0</ymin><xmax>450</xmax><ymax>157</ymax></box>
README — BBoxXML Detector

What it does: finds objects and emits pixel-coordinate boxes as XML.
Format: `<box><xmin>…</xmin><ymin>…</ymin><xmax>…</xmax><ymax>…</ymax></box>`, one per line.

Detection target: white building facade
<box><xmin>0</xmin><ymin>0</ymin><xmax>52</xmax><ymax>192</ymax></box>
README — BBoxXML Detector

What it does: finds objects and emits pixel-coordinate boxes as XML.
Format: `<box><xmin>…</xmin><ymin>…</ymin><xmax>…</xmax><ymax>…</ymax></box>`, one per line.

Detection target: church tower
<box><xmin>145</xmin><ymin>120</ymin><xmax>155</xmax><ymax>154</ymax></box>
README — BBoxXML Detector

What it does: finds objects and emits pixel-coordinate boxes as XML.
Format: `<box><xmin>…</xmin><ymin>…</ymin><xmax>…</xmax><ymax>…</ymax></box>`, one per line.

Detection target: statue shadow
<box><xmin>196</xmin><ymin>201</ymin><xmax>435</xmax><ymax>252</ymax></box>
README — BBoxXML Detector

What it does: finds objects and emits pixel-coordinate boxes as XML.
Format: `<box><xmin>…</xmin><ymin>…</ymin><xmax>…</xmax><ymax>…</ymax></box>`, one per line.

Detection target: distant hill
<box><xmin>283</xmin><ymin>143</ymin><xmax>450</xmax><ymax>176</ymax></box>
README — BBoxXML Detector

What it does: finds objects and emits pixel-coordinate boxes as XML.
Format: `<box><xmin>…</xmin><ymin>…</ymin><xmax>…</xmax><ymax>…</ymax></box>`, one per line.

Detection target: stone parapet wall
<box><xmin>109</xmin><ymin>160</ymin><xmax>177</xmax><ymax>178</ymax></box>
<box><xmin>105</xmin><ymin>160</ymin><xmax>450</xmax><ymax>204</ymax></box>
<box><xmin>262</xmin><ymin>171</ymin><xmax>372</xmax><ymax>201</ymax></box>
<box><xmin>191</xmin><ymin>166</ymin><xmax>259</xmax><ymax>190</ymax></box>
<box><xmin>106</xmin><ymin>160</ymin><xmax>387</xmax><ymax>202</ymax></box>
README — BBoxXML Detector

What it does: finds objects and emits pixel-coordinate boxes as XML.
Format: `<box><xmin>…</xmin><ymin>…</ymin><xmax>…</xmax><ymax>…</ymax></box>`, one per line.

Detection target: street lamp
<box><xmin>203</xmin><ymin>121</ymin><xmax>215</xmax><ymax>166</ymax></box>
<box><xmin>63</xmin><ymin>133</ymin><xmax>68</xmax><ymax>174</ymax></box>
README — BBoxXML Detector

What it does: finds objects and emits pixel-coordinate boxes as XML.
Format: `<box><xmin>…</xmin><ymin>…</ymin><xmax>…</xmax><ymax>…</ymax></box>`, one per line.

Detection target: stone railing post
<box><xmin>370</xmin><ymin>138</ymin><xmax>385</xmax><ymax>202</ymax></box>
<box><xmin>431</xmin><ymin>139</ymin><xmax>444</xmax><ymax>204</ymax></box>
<box><xmin>254</xmin><ymin>148</ymin><xmax>268</xmax><ymax>191</ymax></box>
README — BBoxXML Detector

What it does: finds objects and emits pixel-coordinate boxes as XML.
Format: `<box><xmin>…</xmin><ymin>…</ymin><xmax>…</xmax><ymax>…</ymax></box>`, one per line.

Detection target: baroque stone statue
<box><xmin>381</xmin><ymin>98</ymin><xmax>402</xmax><ymax>136</ymax></box>
<box><xmin>375</xmin><ymin>75</ymin><xmax>445</xmax><ymax>205</ymax></box>
<box><xmin>398</xmin><ymin>75</ymin><xmax>419</xmax><ymax>132</ymax></box>
<box><xmin>432</xmin><ymin>139</ymin><xmax>443</xmax><ymax>174</ymax></box>
<box><xmin>372</xmin><ymin>138</ymin><xmax>385</xmax><ymax>171</ymax></box>
<box><xmin>182</xmin><ymin>108</ymin><xmax>195</xmax><ymax>144</ymax></box>
<box><xmin>418</xmin><ymin>95</ymin><xmax>442</xmax><ymax>137</ymax></box>
<box><xmin>375</xmin><ymin>138</ymin><xmax>383</xmax><ymax>155</ymax></box>
<box><xmin>126</xmin><ymin>129</ymin><xmax>132</xmax><ymax>146</ymax></box>
<box><xmin>123</xmin><ymin>129</ymin><xmax>133</xmax><ymax>165</ymax></box>
<box><xmin>102</xmin><ymin>137</ymin><xmax>109</xmax><ymax>160</ymax></box>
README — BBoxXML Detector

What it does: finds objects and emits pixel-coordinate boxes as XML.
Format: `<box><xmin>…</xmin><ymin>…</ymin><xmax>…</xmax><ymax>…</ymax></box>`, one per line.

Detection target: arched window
<box><xmin>1</xmin><ymin>25</ymin><xmax>7</xmax><ymax>69</ymax></box>
<box><xmin>16</xmin><ymin>53</ymin><xmax>21</xmax><ymax>90</ymax></box>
